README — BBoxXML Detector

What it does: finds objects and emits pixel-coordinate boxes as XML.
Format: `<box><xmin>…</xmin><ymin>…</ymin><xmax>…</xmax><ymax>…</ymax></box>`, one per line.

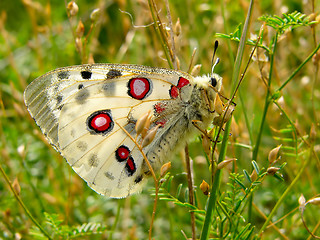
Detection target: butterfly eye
<box><xmin>210</xmin><ymin>77</ymin><xmax>217</xmax><ymax>87</ymax></box>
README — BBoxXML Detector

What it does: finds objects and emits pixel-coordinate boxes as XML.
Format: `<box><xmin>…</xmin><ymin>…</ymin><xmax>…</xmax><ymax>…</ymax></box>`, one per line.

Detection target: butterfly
<box><xmin>24</xmin><ymin>63</ymin><xmax>222</xmax><ymax>198</ymax></box>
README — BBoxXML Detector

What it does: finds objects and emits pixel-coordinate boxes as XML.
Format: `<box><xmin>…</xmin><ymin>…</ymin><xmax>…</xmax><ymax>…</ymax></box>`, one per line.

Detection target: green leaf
<box><xmin>235</xmin><ymin>176</ymin><xmax>247</xmax><ymax>190</ymax></box>
<box><xmin>176</xmin><ymin>183</ymin><xmax>183</xmax><ymax>198</ymax></box>
<box><xmin>243</xmin><ymin>169</ymin><xmax>252</xmax><ymax>183</ymax></box>
<box><xmin>251</xmin><ymin>160</ymin><xmax>260</xmax><ymax>174</ymax></box>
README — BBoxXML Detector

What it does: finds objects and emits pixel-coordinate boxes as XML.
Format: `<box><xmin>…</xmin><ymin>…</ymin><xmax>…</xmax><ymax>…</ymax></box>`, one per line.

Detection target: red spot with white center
<box><xmin>128</xmin><ymin>78</ymin><xmax>151</xmax><ymax>100</ymax></box>
<box><xmin>87</xmin><ymin>110</ymin><xmax>114</xmax><ymax>134</ymax></box>
<box><xmin>125</xmin><ymin>156</ymin><xmax>136</xmax><ymax>176</ymax></box>
<box><xmin>115</xmin><ymin>145</ymin><xmax>130</xmax><ymax>162</ymax></box>
<box><xmin>177</xmin><ymin>77</ymin><xmax>190</xmax><ymax>88</ymax></box>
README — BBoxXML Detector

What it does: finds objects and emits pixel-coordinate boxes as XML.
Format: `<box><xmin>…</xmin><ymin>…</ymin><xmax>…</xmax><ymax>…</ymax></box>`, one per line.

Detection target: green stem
<box><xmin>200</xmin><ymin>120</ymin><xmax>231</xmax><ymax>240</ymax></box>
<box><xmin>0</xmin><ymin>164</ymin><xmax>52</xmax><ymax>239</ymax></box>
<box><xmin>220</xmin><ymin>0</ymin><xmax>235</xmax><ymax>65</ymax></box>
<box><xmin>147</xmin><ymin>0</ymin><xmax>174</xmax><ymax>69</ymax></box>
<box><xmin>256</xmin><ymin>94</ymin><xmax>309</xmax><ymax>236</ymax></box>
<box><xmin>249</xmin><ymin>34</ymin><xmax>278</xmax><ymax>224</ymax></box>
<box><xmin>276</xmin><ymin>42</ymin><xmax>320</xmax><ymax>93</ymax></box>
<box><xmin>251</xmin><ymin>36</ymin><xmax>320</xmax><ymax>228</ymax></box>
<box><xmin>258</xmin><ymin>143</ymin><xmax>313</xmax><ymax>236</ymax></box>
<box><xmin>252</xmin><ymin>33</ymin><xmax>278</xmax><ymax>162</ymax></box>
<box><xmin>238</xmin><ymin>89</ymin><xmax>254</xmax><ymax>145</ymax></box>
<box><xmin>108</xmin><ymin>199</ymin><xmax>124</xmax><ymax>240</ymax></box>
<box><xmin>199</xmin><ymin>0</ymin><xmax>253</xmax><ymax>238</ymax></box>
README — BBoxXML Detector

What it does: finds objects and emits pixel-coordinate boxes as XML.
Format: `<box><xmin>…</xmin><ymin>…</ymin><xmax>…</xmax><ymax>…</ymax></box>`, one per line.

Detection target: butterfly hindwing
<box><xmin>24</xmin><ymin>64</ymin><xmax>196</xmax><ymax>198</ymax></box>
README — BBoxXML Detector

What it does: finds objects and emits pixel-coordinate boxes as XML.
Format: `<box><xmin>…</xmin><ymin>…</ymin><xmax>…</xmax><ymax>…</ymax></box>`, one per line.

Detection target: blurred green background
<box><xmin>0</xmin><ymin>0</ymin><xmax>319</xmax><ymax>239</ymax></box>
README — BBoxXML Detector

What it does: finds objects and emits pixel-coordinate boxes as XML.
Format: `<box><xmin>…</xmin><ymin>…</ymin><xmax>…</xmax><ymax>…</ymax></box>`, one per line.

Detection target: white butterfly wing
<box><xmin>24</xmin><ymin>64</ymin><xmax>195</xmax><ymax>198</ymax></box>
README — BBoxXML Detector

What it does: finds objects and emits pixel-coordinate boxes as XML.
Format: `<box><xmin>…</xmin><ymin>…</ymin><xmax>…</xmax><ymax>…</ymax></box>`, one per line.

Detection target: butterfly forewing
<box><xmin>24</xmin><ymin>64</ymin><xmax>201</xmax><ymax>198</ymax></box>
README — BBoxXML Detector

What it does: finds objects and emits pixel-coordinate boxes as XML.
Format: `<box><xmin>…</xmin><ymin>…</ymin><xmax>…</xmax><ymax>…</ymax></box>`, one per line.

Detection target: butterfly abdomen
<box><xmin>144</xmin><ymin>80</ymin><xmax>219</xmax><ymax>171</ymax></box>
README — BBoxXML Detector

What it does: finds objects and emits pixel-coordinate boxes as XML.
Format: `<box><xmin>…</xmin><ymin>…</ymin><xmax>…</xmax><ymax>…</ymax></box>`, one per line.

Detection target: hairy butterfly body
<box><xmin>24</xmin><ymin>63</ymin><xmax>222</xmax><ymax>198</ymax></box>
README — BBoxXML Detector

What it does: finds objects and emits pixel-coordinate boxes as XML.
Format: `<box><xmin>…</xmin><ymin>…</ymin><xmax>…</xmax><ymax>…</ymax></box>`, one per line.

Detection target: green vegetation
<box><xmin>1</xmin><ymin>0</ymin><xmax>319</xmax><ymax>239</ymax></box>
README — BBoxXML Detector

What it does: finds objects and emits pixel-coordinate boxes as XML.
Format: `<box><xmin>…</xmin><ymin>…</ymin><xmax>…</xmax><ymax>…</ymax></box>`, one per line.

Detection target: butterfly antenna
<box><xmin>211</xmin><ymin>40</ymin><xmax>220</xmax><ymax>76</ymax></box>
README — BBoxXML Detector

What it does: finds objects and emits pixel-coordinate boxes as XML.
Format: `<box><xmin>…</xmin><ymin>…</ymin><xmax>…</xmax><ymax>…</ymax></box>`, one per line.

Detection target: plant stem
<box><xmin>149</xmin><ymin>184</ymin><xmax>159</xmax><ymax>240</ymax></box>
<box><xmin>147</xmin><ymin>0</ymin><xmax>174</xmax><ymax>69</ymax></box>
<box><xmin>252</xmin><ymin>33</ymin><xmax>278</xmax><ymax>162</ymax></box>
<box><xmin>258</xmin><ymin>142</ymin><xmax>314</xmax><ymax>236</ymax></box>
<box><xmin>276</xmin><ymin>42</ymin><xmax>320</xmax><ymax>93</ymax></box>
<box><xmin>185</xmin><ymin>144</ymin><xmax>196</xmax><ymax>239</ymax></box>
<box><xmin>115</xmin><ymin>121</ymin><xmax>159</xmax><ymax>239</ymax></box>
<box><xmin>200</xmin><ymin>0</ymin><xmax>253</xmax><ymax>238</ymax></box>
<box><xmin>0</xmin><ymin>164</ymin><xmax>52</xmax><ymax>239</ymax></box>
<box><xmin>200</xmin><ymin>121</ymin><xmax>231</xmax><ymax>240</ymax></box>
<box><xmin>108</xmin><ymin>199</ymin><xmax>124</xmax><ymax>240</ymax></box>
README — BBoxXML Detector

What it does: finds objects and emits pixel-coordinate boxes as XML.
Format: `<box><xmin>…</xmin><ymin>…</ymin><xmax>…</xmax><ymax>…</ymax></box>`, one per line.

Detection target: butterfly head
<box><xmin>193</xmin><ymin>73</ymin><xmax>222</xmax><ymax>93</ymax></box>
<box><xmin>190</xmin><ymin>73</ymin><xmax>223</xmax><ymax>120</ymax></box>
<box><xmin>209</xmin><ymin>73</ymin><xmax>222</xmax><ymax>92</ymax></box>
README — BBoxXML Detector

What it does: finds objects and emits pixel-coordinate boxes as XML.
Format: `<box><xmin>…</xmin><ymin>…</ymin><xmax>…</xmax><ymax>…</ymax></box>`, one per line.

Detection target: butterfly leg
<box><xmin>200</xmin><ymin>88</ymin><xmax>216</xmax><ymax>113</ymax></box>
<box><xmin>191</xmin><ymin>120</ymin><xmax>214</xmax><ymax>141</ymax></box>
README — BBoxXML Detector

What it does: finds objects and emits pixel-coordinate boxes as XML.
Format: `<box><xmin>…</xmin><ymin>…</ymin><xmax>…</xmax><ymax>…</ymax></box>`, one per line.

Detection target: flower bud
<box><xmin>223</xmin><ymin>105</ymin><xmax>234</xmax><ymax>123</ymax></box>
<box><xmin>90</xmin><ymin>8</ymin><xmax>100</xmax><ymax>22</ymax></box>
<box><xmin>75</xmin><ymin>37</ymin><xmax>82</xmax><ymax>51</ymax></box>
<box><xmin>267</xmin><ymin>167</ymin><xmax>280</xmax><ymax>175</ymax></box>
<box><xmin>268</xmin><ymin>145</ymin><xmax>281</xmax><ymax>164</ymax></box>
<box><xmin>76</xmin><ymin>20</ymin><xmax>85</xmax><ymax>38</ymax></box>
<box><xmin>202</xmin><ymin>134</ymin><xmax>211</xmax><ymax>157</ymax></box>
<box><xmin>67</xmin><ymin>1</ymin><xmax>78</xmax><ymax>17</ymax></box>
<box><xmin>141</xmin><ymin>114</ymin><xmax>152</xmax><ymax>138</ymax></box>
<box><xmin>299</xmin><ymin>194</ymin><xmax>306</xmax><ymax>206</ymax></box>
<box><xmin>135</xmin><ymin>110</ymin><xmax>151</xmax><ymax>136</ymax></box>
<box><xmin>217</xmin><ymin>158</ymin><xmax>236</xmax><ymax>170</ymax></box>
<box><xmin>141</xmin><ymin>124</ymin><xmax>160</xmax><ymax>148</ymax></box>
<box><xmin>200</xmin><ymin>180</ymin><xmax>210</xmax><ymax>195</ymax></box>
<box><xmin>250</xmin><ymin>169</ymin><xmax>258</xmax><ymax>182</ymax></box>
<box><xmin>12</xmin><ymin>177</ymin><xmax>21</xmax><ymax>195</ymax></box>
<box><xmin>214</xmin><ymin>94</ymin><xmax>224</xmax><ymax>115</ymax></box>
<box><xmin>175</xmin><ymin>18</ymin><xmax>181</xmax><ymax>36</ymax></box>
<box><xmin>160</xmin><ymin>162</ymin><xmax>171</xmax><ymax>177</ymax></box>
<box><xmin>17</xmin><ymin>145</ymin><xmax>25</xmax><ymax>157</ymax></box>
<box><xmin>308</xmin><ymin>13</ymin><xmax>317</xmax><ymax>22</ymax></box>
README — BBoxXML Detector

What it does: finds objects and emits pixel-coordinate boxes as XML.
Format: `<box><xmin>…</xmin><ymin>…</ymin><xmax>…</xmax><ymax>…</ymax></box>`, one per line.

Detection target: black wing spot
<box><xmin>105</xmin><ymin>171</ymin><xmax>115</xmax><ymax>180</ymax></box>
<box><xmin>81</xmin><ymin>70</ymin><xmax>92</xmax><ymax>79</ymax></box>
<box><xmin>102</xmin><ymin>82</ymin><xmax>116</xmax><ymax>96</ymax></box>
<box><xmin>88</xmin><ymin>154</ymin><xmax>99</xmax><ymax>167</ymax></box>
<box><xmin>134</xmin><ymin>175</ymin><xmax>143</xmax><ymax>184</ymax></box>
<box><xmin>76</xmin><ymin>141</ymin><xmax>88</xmax><ymax>152</ymax></box>
<box><xmin>106</xmin><ymin>69</ymin><xmax>122</xmax><ymax>79</ymax></box>
<box><xmin>75</xmin><ymin>88</ymin><xmax>90</xmax><ymax>104</ymax></box>
<box><xmin>57</xmin><ymin>71</ymin><xmax>70</xmax><ymax>79</ymax></box>
<box><xmin>56</xmin><ymin>95</ymin><xmax>63</xmax><ymax>104</ymax></box>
